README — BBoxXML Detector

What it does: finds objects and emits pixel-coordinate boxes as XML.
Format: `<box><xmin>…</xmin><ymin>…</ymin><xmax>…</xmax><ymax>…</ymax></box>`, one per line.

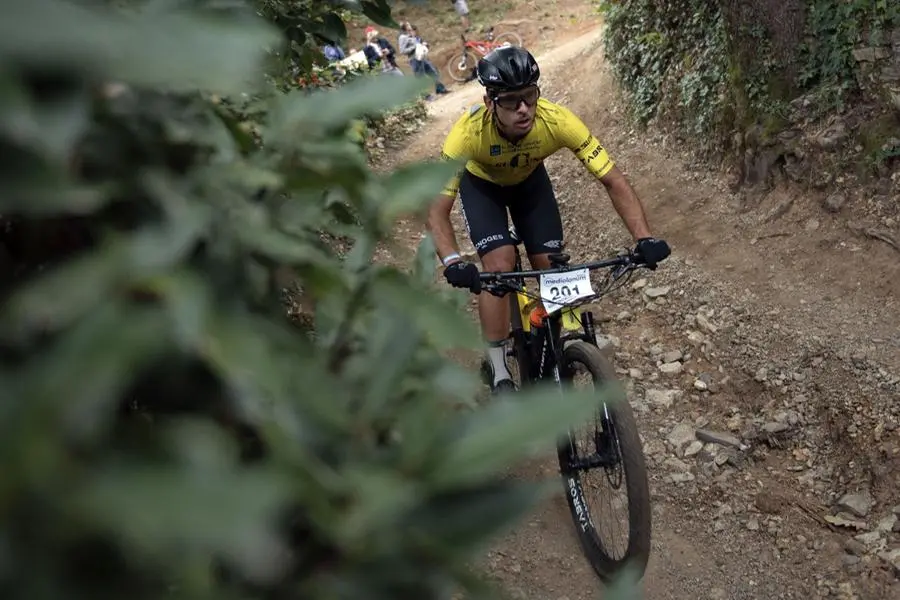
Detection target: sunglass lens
<box><xmin>497</xmin><ymin>87</ymin><xmax>539</xmax><ymax>109</ymax></box>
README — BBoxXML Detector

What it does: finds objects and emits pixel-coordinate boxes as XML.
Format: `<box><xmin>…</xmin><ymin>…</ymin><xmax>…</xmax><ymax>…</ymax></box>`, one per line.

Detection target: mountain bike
<box><xmin>475</xmin><ymin>227</ymin><xmax>653</xmax><ymax>582</ymax></box>
<box><xmin>446</xmin><ymin>26</ymin><xmax>523</xmax><ymax>83</ymax></box>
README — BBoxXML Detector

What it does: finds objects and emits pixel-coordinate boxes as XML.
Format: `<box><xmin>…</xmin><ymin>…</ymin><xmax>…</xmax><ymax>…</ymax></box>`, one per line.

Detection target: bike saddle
<box><xmin>548</xmin><ymin>253</ymin><xmax>571</xmax><ymax>267</ymax></box>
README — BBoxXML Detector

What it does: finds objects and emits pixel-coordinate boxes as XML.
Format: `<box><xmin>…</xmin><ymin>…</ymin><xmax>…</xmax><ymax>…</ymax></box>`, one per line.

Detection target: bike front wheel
<box><xmin>557</xmin><ymin>341</ymin><xmax>652</xmax><ymax>582</ymax></box>
<box><xmin>446</xmin><ymin>49</ymin><xmax>478</xmax><ymax>82</ymax></box>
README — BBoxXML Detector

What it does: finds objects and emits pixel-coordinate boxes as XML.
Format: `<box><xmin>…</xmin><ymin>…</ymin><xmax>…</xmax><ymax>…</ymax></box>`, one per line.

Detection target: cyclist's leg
<box><xmin>454</xmin><ymin>0</ymin><xmax>471</xmax><ymax>30</ymax></box>
<box><xmin>507</xmin><ymin>163</ymin><xmax>564</xmax><ymax>273</ymax></box>
<box><xmin>458</xmin><ymin>171</ymin><xmax>516</xmax><ymax>388</ymax></box>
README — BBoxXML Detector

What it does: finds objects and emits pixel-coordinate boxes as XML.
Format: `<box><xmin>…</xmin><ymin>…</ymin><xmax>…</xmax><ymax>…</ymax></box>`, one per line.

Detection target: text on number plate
<box><xmin>539</xmin><ymin>268</ymin><xmax>594</xmax><ymax>314</ymax></box>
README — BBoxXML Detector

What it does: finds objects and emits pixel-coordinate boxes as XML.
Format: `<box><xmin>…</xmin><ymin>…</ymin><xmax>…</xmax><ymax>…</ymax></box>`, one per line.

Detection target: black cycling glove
<box><xmin>635</xmin><ymin>237</ymin><xmax>671</xmax><ymax>268</ymax></box>
<box><xmin>443</xmin><ymin>261</ymin><xmax>481</xmax><ymax>294</ymax></box>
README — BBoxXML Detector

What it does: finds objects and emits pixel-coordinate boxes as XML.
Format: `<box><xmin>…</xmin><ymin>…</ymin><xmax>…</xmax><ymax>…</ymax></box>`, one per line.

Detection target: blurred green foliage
<box><xmin>0</xmin><ymin>1</ymin><xmax>628</xmax><ymax>599</ymax></box>
<box><xmin>599</xmin><ymin>0</ymin><xmax>900</xmax><ymax>145</ymax></box>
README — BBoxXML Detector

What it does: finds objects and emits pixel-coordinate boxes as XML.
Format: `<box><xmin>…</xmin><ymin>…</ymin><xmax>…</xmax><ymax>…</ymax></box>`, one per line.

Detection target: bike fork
<box><xmin>580</xmin><ymin>310</ymin><xmax>599</xmax><ymax>348</ymax></box>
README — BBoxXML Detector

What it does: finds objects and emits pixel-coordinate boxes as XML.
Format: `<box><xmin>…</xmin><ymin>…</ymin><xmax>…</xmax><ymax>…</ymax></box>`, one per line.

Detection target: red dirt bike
<box><xmin>445</xmin><ymin>26</ymin><xmax>523</xmax><ymax>83</ymax></box>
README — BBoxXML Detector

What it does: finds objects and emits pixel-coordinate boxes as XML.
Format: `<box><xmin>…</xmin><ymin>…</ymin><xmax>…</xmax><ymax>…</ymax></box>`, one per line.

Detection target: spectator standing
<box><xmin>398</xmin><ymin>22</ymin><xmax>449</xmax><ymax>96</ymax></box>
<box><xmin>452</xmin><ymin>0</ymin><xmax>471</xmax><ymax>31</ymax></box>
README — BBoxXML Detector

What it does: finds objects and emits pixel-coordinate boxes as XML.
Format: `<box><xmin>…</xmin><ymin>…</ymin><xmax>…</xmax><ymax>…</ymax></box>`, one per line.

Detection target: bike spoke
<box><xmin>567</xmin><ymin>362</ymin><xmax>632</xmax><ymax>561</ymax></box>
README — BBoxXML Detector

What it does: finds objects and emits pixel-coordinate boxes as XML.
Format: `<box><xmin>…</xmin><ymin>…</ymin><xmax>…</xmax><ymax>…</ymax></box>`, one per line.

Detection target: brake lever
<box><xmin>611</xmin><ymin>259</ymin><xmax>638</xmax><ymax>280</ymax></box>
<box><xmin>482</xmin><ymin>281</ymin><xmax>520</xmax><ymax>298</ymax></box>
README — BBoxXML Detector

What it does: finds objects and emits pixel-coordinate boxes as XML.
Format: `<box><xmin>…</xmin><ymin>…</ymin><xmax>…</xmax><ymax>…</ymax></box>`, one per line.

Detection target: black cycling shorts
<box><xmin>458</xmin><ymin>163</ymin><xmax>564</xmax><ymax>257</ymax></box>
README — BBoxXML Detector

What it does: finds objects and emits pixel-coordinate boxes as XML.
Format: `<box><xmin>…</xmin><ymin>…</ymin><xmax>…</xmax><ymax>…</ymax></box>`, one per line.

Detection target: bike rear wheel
<box><xmin>493</xmin><ymin>32</ymin><xmax>523</xmax><ymax>47</ymax></box>
<box><xmin>557</xmin><ymin>340</ymin><xmax>651</xmax><ymax>582</ymax></box>
<box><xmin>446</xmin><ymin>49</ymin><xmax>478</xmax><ymax>82</ymax></box>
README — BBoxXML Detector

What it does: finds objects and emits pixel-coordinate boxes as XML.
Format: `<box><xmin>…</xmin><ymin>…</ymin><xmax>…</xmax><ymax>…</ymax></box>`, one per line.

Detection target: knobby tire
<box><xmin>557</xmin><ymin>340</ymin><xmax>652</xmax><ymax>582</ymax></box>
<box><xmin>493</xmin><ymin>32</ymin><xmax>523</xmax><ymax>47</ymax></box>
<box><xmin>446</xmin><ymin>50</ymin><xmax>477</xmax><ymax>82</ymax></box>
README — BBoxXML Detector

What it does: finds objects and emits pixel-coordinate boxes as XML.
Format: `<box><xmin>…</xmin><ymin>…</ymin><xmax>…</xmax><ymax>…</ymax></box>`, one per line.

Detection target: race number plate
<box><xmin>539</xmin><ymin>268</ymin><xmax>594</xmax><ymax>314</ymax></box>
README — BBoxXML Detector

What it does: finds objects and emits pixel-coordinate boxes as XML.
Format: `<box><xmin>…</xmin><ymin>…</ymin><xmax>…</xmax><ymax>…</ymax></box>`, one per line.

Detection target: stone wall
<box><xmin>853</xmin><ymin>28</ymin><xmax>900</xmax><ymax>110</ymax></box>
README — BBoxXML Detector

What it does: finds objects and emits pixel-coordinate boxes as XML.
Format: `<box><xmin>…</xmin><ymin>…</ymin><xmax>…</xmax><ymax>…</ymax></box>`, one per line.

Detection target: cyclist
<box><xmin>426</xmin><ymin>46</ymin><xmax>671</xmax><ymax>394</ymax></box>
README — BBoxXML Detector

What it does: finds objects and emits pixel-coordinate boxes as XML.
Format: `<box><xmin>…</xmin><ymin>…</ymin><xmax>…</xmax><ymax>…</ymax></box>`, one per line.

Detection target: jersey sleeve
<box><xmin>554</xmin><ymin>105</ymin><xmax>615</xmax><ymax>179</ymax></box>
<box><xmin>439</xmin><ymin>111</ymin><xmax>472</xmax><ymax>197</ymax></box>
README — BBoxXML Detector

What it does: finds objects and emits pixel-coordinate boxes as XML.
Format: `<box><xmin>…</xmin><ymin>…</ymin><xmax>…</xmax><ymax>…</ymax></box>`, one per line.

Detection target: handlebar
<box><xmin>478</xmin><ymin>252</ymin><xmax>642</xmax><ymax>282</ymax></box>
<box><xmin>476</xmin><ymin>250</ymin><xmax>651</xmax><ymax>304</ymax></box>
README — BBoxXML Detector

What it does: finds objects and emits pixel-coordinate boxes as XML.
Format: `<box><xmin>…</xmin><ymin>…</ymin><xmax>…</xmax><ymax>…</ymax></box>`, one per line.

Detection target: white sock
<box><xmin>486</xmin><ymin>342</ymin><xmax>512</xmax><ymax>385</ymax></box>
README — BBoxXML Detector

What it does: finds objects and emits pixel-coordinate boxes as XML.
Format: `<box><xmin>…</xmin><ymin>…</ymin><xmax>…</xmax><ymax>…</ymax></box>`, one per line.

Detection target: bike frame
<box><xmin>505</xmin><ymin>246</ymin><xmax>601</xmax><ymax>386</ymax></box>
<box><xmin>479</xmin><ymin>240</ymin><xmax>644</xmax><ymax>470</ymax></box>
<box><xmin>459</xmin><ymin>26</ymin><xmax>504</xmax><ymax>58</ymax></box>
<box><xmin>481</xmin><ymin>236</ymin><xmax>638</xmax><ymax>380</ymax></box>
<box><xmin>463</xmin><ymin>40</ymin><xmax>497</xmax><ymax>56</ymax></box>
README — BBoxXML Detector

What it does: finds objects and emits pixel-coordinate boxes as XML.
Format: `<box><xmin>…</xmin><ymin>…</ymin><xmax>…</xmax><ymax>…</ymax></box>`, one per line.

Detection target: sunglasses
<box><xmin>491</xmin><ymin>86</ymin><xmax>540</xmax><ymax>110</ymax></box>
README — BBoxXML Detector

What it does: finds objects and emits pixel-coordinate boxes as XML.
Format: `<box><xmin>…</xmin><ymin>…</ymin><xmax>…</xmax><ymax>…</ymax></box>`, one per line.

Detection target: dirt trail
<box><xmin>380</xmin><ymin>24</ymin><xmax>900</xmax><ymax>600</ymax></box>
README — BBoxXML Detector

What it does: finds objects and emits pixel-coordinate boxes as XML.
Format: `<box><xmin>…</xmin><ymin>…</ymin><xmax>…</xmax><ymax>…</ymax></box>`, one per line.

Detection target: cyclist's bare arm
<box><xmin>432</xmin><ymin>117</ymin><xmax>468</xmax><ymax>261</ymax></box>
<box><xmin>553</xmin><ymin>105</ymin><xmax>654</xmax><ymax>241</ymax></box>
<box><xmin>426</xmin><ymin>193</ymin><xmax>461</xmax><ymax>261</ymax></box>
<box><xmin>599</xmin><ymin>166</ymin><xmax>652</xmax><ymax>240</ymax></box>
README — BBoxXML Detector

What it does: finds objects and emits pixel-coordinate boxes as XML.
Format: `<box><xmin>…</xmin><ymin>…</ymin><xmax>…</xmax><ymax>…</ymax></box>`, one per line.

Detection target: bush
<box><xmin>0</xmin><ymin>2</ymin><xmax>622</xmax><ymax>599</ymax></box>
<box><xmin>599</xmin><ymin>0</ymin><xmax>731</xmax><ymax>140</ymax></box>
<box><xmin>599</xmin><ymin>0</ymin><xmax>900</xmax><ymax>147</ymax></box>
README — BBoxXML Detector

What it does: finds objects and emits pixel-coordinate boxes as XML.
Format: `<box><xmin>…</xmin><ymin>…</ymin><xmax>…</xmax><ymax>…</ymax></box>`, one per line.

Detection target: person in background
<box><xmin>321</xmin><ymin>41</ymin><xmax>346</xmax><ymax>62</ymax></box>
<box><xmin>452</xmin><ymin>0</ymin><xmax>471</xmax><ymax>31</ymax></box>
<box><xmin>363</xmin><ymin>26</ymin><xmax>401</xmax><ymax>75</ymax></box>
<box><xmin>398</xmin><ymin>22</ymin><xmax>449</xmax><ymax>97</ymax></box>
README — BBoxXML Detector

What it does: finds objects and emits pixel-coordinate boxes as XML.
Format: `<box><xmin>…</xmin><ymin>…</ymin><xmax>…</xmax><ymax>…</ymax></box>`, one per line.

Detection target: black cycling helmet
<box><xmin>476</xmin><ymin>46</ymin><xmax>540</xmax><ymax>92</ymax></box>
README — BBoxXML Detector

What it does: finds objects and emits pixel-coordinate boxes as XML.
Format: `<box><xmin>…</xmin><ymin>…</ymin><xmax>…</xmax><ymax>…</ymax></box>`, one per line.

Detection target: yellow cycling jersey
<box><xmin>439</xmin><ymin>97</ymin><xmax>615</xmax><ymax>197</ymax></box>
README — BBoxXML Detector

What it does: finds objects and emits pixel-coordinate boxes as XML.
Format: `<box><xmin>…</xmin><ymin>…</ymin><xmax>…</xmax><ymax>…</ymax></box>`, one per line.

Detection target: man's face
<box><xmin>486</xmin><ymin>85</ymin><xmax>540</xmax><ymax>137</ymax></box>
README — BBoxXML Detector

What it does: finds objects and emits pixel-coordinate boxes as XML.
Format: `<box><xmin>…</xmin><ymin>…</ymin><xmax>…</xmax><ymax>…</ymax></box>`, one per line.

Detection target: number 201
<box><xmin>550</xmin><ymin>284</ymin><xmax>579</xmax><ymax>297</ymax></box>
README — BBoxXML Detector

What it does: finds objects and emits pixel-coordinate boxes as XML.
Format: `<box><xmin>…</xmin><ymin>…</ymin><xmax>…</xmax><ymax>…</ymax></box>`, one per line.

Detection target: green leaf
<box><xmin>12</xmin><ymin>303</ymin><xmax>170</xmax><ymax>446</ymax></box>
<box><xmin>0</xmin><ymin>0</ymin><xmax>280</xmax><ymax>94</ymax></box>
<box><xmin>235</xmin><ymin>222</ymin><xmax>336</xmax><ymax>267</ymax></box>
<box><xmin>0</xmin><ymin>74</ymin><xmax>92</xmax><ymax>165</ymax></box>
<box><xmin>211</xmin><ymin>103</ymin><xmax>258</xmax><ymax>155</ymax></box>
<box><xmin>0</xmin><ymin>198</ymin><xmax>208</xmax><ymax>345</ymax></box>
<box><xmin>432</xmin><ymin>385</ymin><xmax>609</xmax><ymax>487</ymax></box>
<box><xmin>291</xmin><ymin>39</ymin><xmax>318</xmax><ymax>72</ymax></box>
<box><xmin>335</xmin><ymin>466</ymin><xmax>419</xmax><ymax>548</ymax></box>
<box><xmin>329</xmin><ymin>0</ymin><xmax>363</xmax><ymax>10</ymax></box>
<box><xmin>355</xmin><ymin>309</ymin><xmax>422</xmax><ymax>421</ymax></box>
<box><xmin>377</xmin><ymin>160</ymin><xmax>461</xmax><ymax>224</ymax></box>
<box><xmin>2</xmin><ymin>176</ymin><xmax>110</xmax><ymax>216</ymax></box>
<box><xmin>71</xmin><ymin>462</ymin><xmax>292</xmax><ymax>583</ymax></box>
<box><xmin>603</xmin><ymin>564</ymin><xmax>645</xmax><ymax>600</ymax></box>
<box><xmin>140</xmin><ymin>269</ymin><xmax>213</xmax><ymax>352</ymax></box>
<box><xmin>407</xmin><ymin>480</ymin><xmax>552</xmax><ymax>553</ymax></box>
<box><xmin>361</xmin><ymin>0</ymin><xmax>399</xmax><ymax>28</ymax></box>
<box><xmin>0</xmin><ymin>241</ymin><xmax>125</xmax><ymax>345</ymax></box>
<box><xmin>208</xmin><ymin>161</ymin><xmax>285</xmax><ymax>195</ymax></box>
<box><xmin>412</xmin><ymin>234</ymin><xmax>438</xmax><ymax>287</ymax></box>
<box><xmin>315</xmin><ymin>12</ymin><xmax>349</xmax><ymax>44</ymax></box>
<box><xmin>431</xmin><ymin>360</ymin><xmax>481</xmax><ymax>406</ymax></box>
<box><xmin>268</xmin><ymin>75</ymin><xmax>430</xmax><ymax>138</ymax></box>
<box><xmin>370</xmin><ymin>268</ymin><xmax>480</xmax><ymax>350</ymax></box>
<box><xmin>200</xmin><ymin>310</ymin><xmax>350</xmax><ymax>433</ymax></box>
